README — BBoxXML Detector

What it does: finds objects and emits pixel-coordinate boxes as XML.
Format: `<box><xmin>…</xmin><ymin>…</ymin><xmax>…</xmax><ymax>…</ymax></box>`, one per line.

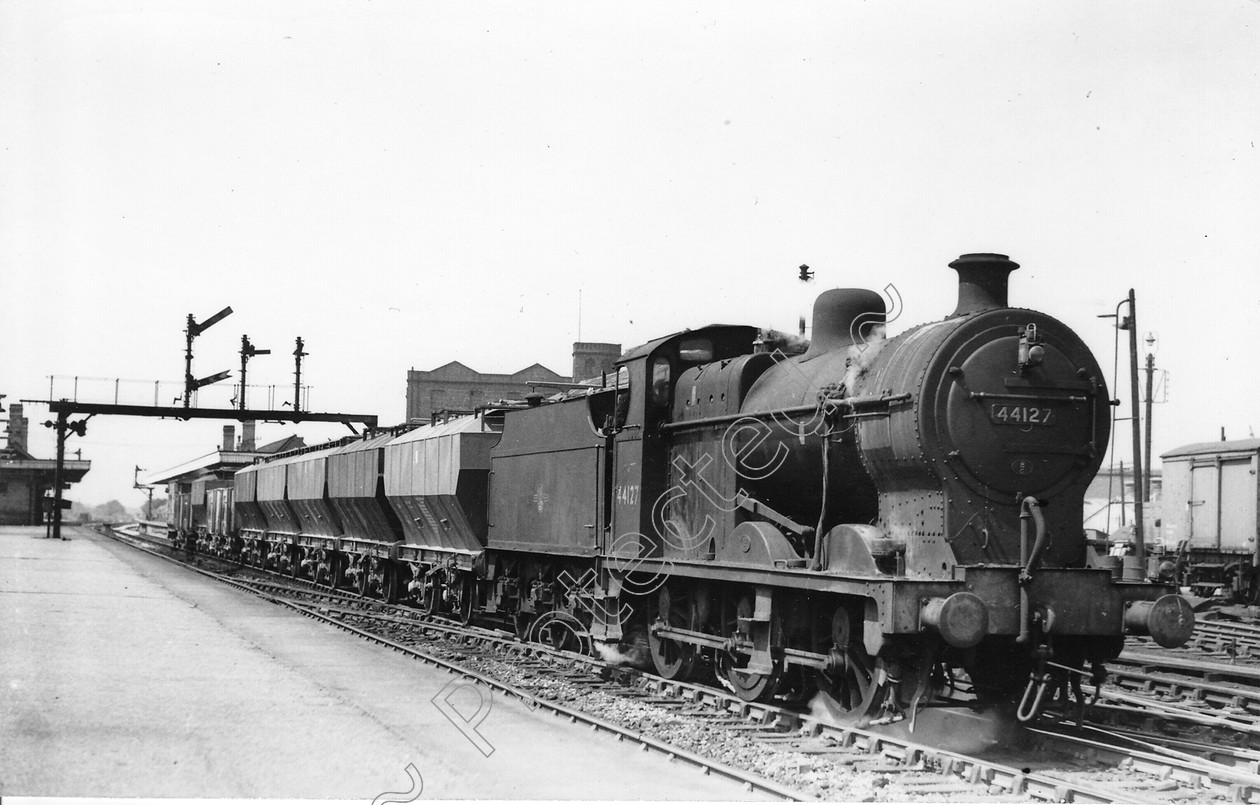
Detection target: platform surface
<box><xmin>0</xmin><ymin>526</ymin><xmax>761</xmax><ymax>800</ymax></box>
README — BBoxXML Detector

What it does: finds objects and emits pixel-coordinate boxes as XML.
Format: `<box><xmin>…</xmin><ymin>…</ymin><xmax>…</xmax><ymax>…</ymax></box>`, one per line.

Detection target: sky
<box><xmin>2</xmin><ymin>1</ymin><xmax>1259</xmax><ymax>509</ymax></box>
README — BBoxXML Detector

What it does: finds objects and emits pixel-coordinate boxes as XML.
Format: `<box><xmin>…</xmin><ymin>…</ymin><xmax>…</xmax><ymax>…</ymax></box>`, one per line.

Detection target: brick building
<box><xmin>571</xmin><ymin>342</ymin><xmax>622</xmax><ymax>383</ymax></box>
<box><xmin>0</xmin><ymin>403</ymin><xmax>91</xmax><ymax>525</ymax></box>
<box><xmin>142</xmin><ymin>424</ymin><xmax>305</xmax><ymax>529</ymax></box>
<box><xmin>405</xmin><ymin>342</ymin><xmax>620</xmax><ymax>424</ymax></box>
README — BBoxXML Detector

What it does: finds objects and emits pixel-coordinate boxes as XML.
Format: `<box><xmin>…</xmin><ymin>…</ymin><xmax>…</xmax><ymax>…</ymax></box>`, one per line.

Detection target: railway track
<box><xmin>103</xmin><ymin>525</ymin><xmax>1260</xmax><ymax>802</ymax></box>
<box><xmin>1014</xmin><ymin>646</ymin><xmax>1260</xmax><ymax>765</ymax></box>
<box><xmin>1112</xmin><ymin>654</ymin><xmax>1260</xmax><ymax>718</ymax></box>
<box><xmin>1126</xmin><ymin>615</ymin><xmax>1260</xmax><ymax>665</ymax></box>
<box><xmin>1185</xmin><ymin>616</ymin><xmax>1260</xmax><ymax>658</ymax></box>
<box><xmin>1026</xmin><ymin>721</ymin><xmax>1260</xmax><ymax>801</ymax></box>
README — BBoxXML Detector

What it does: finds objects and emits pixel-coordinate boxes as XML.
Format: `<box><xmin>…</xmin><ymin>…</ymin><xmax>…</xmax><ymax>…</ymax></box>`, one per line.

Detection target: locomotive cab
<box><xmin>606</xmin><ymin>325</ymin><xmax>761</xmax><ymax>557</ymax></box>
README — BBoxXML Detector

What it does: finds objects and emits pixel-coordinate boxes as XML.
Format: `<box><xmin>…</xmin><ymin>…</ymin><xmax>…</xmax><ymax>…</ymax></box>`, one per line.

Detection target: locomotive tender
<box><xmin>174</xmin><ymin>253</ymin><xmax>1194</xmax><ymax>724</ymax></box>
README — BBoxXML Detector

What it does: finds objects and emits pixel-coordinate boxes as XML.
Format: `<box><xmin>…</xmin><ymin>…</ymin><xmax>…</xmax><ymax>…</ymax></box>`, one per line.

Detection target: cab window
<box><xmin>678</xmin><ymin>338</ymin><xmax>713</xmax><ymax>363</ymax></box>
<box><xmin>587</xmin><ymin>368</ymin><xmax>631</xmax><ymax>433</ymax></box>
<box><xmin>651</xmin><ymin>357</ymin><xmax>671</xmax><ymax>406</ymax></box>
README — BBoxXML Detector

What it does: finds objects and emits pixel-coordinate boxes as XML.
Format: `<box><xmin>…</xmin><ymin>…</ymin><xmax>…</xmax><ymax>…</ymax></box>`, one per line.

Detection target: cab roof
<box><xmin>618</xmin><ymin>324</ymin><xmax>758</xmax><ymax>363</ymax></box>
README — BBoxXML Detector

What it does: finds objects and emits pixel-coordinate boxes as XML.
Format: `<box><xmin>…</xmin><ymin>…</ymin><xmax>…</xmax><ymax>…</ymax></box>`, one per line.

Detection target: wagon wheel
<box><xmin>382</xmin><ymin>563</ymin><xmax>404</xmax><ymax>604</ymax></box>
<box><xmin>717</xmin><ymin>594</ymin><xmax>784</xmax><ymax>703</ymax></box>
<box><xmin>326</xmin><ymin>553</ymin><xmax>345</xmax><ymax>590</ymax></box>
<box><xmin>648</xmin><ymin>586</ymin><xmax>698</xmax><ymax>680</ymax></box>
<box><xmin>814</xmin><ymin>607</ymin><xmax>884</xmax><ymax>724</ymax></box>
<box><xmin>529</xmin><ymin>611</ymin><xmax>592</xmax><ymax>655</ymax></box>
<box><xmin>454</xmin><ymin>573</ymin><xmax>475</xmax><ymax>623</ymax></box>
<box><xmin>514</xmin><ymin>610</ymin><xmax>535</xmax><ymax>640</ymax></box>
<box><xmin>357</xmin><ymin>557</ymin><xmax>373</xmax><ymax>597</ymax></box>
<box><xmin>421</xmin><ymin>571</ymin><xmax>444</xmax><ymax>615</ymax></box>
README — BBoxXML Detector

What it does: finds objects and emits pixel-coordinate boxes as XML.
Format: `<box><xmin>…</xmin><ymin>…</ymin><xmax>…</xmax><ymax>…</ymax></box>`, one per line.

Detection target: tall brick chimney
<box><xmin>241</xmin><ymin>420</ymin><xmax>256</xmax><ymax>451</ymax></box>
<box><xmin>6</xmin><ymin>403</ymin><xmax>28</xmax><ymax>454</ymax></box>
<box><xmin>222</xmin><ymin>425</ymin><xmax>236</xmax><ymax>452</ymax></box>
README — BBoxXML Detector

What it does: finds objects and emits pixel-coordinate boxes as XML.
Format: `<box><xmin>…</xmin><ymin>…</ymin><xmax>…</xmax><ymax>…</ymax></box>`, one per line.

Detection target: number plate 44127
<box><xmin>990</xmin><ymin>404</ymin><xmax>1055</xmax><ymax>426</ymax></box>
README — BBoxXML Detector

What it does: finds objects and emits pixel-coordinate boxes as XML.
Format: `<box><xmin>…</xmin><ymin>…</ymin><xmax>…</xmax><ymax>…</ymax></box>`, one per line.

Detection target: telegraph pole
<box><xmin>1123</xmin><ymin>289</ymin><xmax>1145</xmax><ymax>564</ymax></box>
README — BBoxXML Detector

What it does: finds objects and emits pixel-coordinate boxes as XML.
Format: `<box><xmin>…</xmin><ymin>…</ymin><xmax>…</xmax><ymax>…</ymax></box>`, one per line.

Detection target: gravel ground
<box><xmin>356</xmin><ymin>616</ymin><xmax>996</xmax><ymax>802</ymax></box>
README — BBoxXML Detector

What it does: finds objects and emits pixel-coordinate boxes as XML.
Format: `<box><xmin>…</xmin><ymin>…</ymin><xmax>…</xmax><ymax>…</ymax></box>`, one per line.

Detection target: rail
<box><xmin>100</xmin><ymin>524</ymin><xmax>1260</xmax><ymax>803</ymax></box>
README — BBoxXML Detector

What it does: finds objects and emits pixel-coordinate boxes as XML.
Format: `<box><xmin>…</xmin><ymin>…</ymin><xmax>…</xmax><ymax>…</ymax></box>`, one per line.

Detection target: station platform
<box><xmin>0</xmin><ymin>526</ymin><xmax>761</xmax><ymax>800</ymax></box>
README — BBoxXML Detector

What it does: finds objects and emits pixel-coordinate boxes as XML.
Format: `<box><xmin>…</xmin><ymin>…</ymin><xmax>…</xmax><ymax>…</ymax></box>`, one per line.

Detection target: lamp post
<box><xmin>1100</xmin><ymin>291</ymin><xmax>1145</xmax><ymax>568</ymax></box>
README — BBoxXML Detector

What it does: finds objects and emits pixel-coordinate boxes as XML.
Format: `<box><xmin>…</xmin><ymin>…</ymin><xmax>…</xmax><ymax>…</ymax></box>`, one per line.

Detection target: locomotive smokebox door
<box><xmin>936</xmin><ymin>317</ymin><xmax>1102</xmax><ymax>502</ymax></box>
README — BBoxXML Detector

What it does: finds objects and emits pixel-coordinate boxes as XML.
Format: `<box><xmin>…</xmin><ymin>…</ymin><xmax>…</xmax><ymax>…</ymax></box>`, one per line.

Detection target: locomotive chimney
<box><xmin>802</xmin><ymin>288</ymin><xmax>886</xmax><ymax>360</ymax></box>
<box><xmin>949</xmin><ymin>253</ymin><xmax>1019</xmax><ymax>316</ymax></box>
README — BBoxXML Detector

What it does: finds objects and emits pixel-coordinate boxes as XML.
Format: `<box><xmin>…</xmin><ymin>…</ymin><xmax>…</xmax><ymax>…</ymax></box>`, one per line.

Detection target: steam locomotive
<box><xmin>171</xmin><ymin>253</ymin><xmax>1194</xmax><ymax>725</ymax></box>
